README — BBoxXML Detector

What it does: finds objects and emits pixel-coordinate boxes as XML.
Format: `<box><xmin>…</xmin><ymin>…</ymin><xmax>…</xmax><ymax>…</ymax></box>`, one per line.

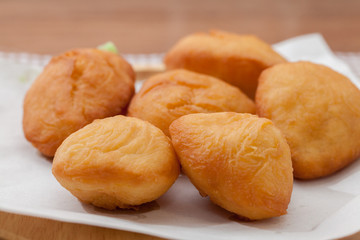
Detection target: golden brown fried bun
<box><xmin>127</xmin><ymin>69</ymin><xmax>255</xmax><ymax>136</ymax></box>
<box><xmin>23</xmin><ymin>49</ymin><xmax>135</xmax><ymax>157</ymax></box>
<box><xmin>169</xmin><ymin>112</ymin><xmax>293</xmax><ymax>220</ymax></box>
<box><xmin>52</xmin><ymin>115</ymin><xmax>179</xmax><ymax>210</ymax></box>
<box><xmin>164</xmin><ymin>30</ymin><xmax>286</xmax><ymax>99</ymax></box>
<box><xmin>256</xmin><ymin>61</ymin><xmax>360</xmax><ymax>179</ymax></box>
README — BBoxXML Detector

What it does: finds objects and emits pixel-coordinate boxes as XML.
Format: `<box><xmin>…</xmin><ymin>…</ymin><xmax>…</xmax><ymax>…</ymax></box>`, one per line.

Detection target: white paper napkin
<box><xmin>1</xmin><ymin>33</ymin><xmax>360</xmax><ymax>240</ymax></box>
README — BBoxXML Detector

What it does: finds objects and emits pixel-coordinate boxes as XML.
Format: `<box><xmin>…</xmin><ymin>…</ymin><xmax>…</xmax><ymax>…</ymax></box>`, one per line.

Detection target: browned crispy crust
<box><xmin>23</xmin><ymin>49</ymin><xmax>135</xmax><ymax>157</ymax></box>
<box><xmin>127</xmin><ymin>69</ymin><xmax>255</xmax><ymax>136</ymax></box>
<box><xmin>256</xmin><ymin>61</ymin><xmax>360</xmax><ymax>179</ymax></box>
<box><xmin>164</xmin><ymin>30</ymin><xmax>286</xmax><ymax>99</ymax></box>
<box><xmin>169</xmin><ymin>112</ymin><xmax>293</xmax><ymax>220</ymax></box>
<box><xmin>52</xmin><ymin>116</ymin><xmax>180</xmax><ymax>209</ymax></box>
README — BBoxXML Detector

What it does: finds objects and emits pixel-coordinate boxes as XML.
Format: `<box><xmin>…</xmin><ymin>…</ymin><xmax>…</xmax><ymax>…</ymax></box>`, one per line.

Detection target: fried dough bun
<box><xmin>23</xmin><ymin>49</ymin><xmax>135</xmax><ymax>157</ymax></box>
<box><xmin>256</xmin><ymin>61</ymin><xmax>360</xmax><ymax>179</ymax></box>
<box><xmin>127</xmin><ymin>69</ymin><xmax>255</xmax><ymax>136</ymax></box>
<box><xmin>169</xmin><ymin>112</ymin><xmax>293</xmax><ymax>220</ymax></box>
<box><xmin>164</xmin><ymin>30</ymin><xmax>286</xmax><ymax>99</ymax></box>
<box><xmin>52</xmin><ymin>115</ymin><xmax>179</xmax><ymax>210</ymax></box>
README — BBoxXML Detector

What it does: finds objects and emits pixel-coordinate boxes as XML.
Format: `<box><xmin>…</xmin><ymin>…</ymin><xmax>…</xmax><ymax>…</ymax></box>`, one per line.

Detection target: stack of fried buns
<box><xmin>23</xmin><ymin>30</ymin><xmax>360</xmax><ymax>220</ymax></box>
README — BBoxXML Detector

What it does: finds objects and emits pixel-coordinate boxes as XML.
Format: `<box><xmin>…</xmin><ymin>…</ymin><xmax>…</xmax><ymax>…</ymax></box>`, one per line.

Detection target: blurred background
<box><xmin>0</xmin><ymin>0</ymin><xmax>359</xmax><ymax>55</ymax></box>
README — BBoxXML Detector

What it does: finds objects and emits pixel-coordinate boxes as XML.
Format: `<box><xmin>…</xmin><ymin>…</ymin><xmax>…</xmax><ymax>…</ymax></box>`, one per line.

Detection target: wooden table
<box><xmin>0</xmin><ymin>0</ymin><xmax>360</xmax><ymax>54</ymax></box>
<box><xmin>1</xmin><ymin>0</ymin><xmax>360</xmax><ymax>239</ymax></box>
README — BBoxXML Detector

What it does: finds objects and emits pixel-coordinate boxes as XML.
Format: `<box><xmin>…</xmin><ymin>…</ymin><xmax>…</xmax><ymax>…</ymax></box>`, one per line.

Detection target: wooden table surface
<box><xmin>1</xmin><ymin>0</ymin><xmax>360</xmax><ymax>55</ymax></box>
<box><xmin>1</xmin><ymin>0</ymin><xmax>360</xmax><ymax>239</ymax></box>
